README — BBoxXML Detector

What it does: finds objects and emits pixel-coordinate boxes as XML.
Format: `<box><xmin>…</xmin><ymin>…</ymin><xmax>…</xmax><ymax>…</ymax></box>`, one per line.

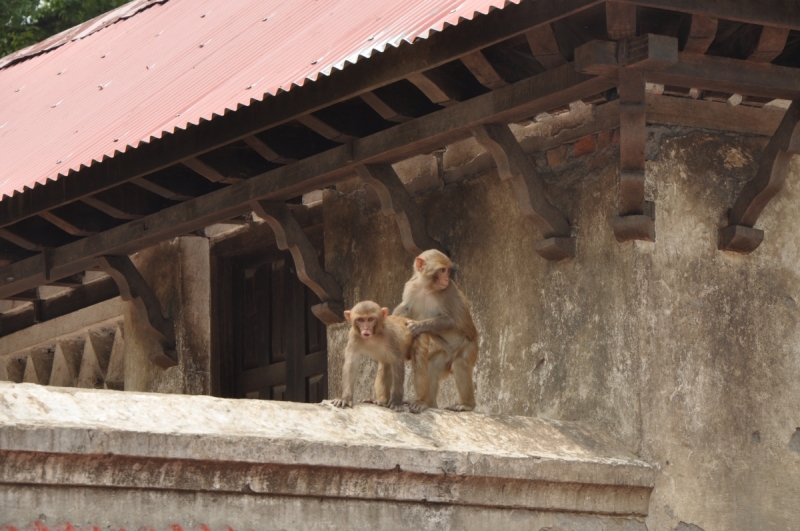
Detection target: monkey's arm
<box><xmin>392</xmin><ymin>302</ymin><xmax>410</xmax><ymax>317</ymax></box>
<box><xmin>332</xmin><ymin>349</ymin><xmax>358</xmax><ymax>408</ymax></box>
<box><xmin>406</xmin><ymin>315</ymin><xmax>457</xmax><ymax>337</ymax></box>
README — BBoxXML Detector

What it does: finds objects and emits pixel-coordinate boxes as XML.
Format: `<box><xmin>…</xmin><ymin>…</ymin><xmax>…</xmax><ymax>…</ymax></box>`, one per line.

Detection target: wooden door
<box><xmin>231</xmin><ymin>251</ymin><xmax>328</xmax><ymax>402</ymax></box>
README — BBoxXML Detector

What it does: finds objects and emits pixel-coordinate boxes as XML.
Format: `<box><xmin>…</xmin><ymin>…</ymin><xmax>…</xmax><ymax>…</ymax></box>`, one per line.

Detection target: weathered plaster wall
<box><xmin>125</xmin><ymin>236</ymin><xmax>211</xmax><ymax>394</ymax></box>
<box><xmin>325</xmin><ymin>128</ymin><xmax>800</xmax><ymax>531</ymax></box>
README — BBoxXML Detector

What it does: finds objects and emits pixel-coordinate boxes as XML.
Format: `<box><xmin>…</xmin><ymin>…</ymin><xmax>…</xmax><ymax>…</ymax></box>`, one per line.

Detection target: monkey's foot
<box><xmin>406</xmin><ymin>400</ymin><xmax>429</xmax><ymax>414</ymax></box>
<box><xmin>361</xmin><ymin>398</ymin><xmax>387</xmax><ymax>407</ymax></box>
<box><xmin>386</xmin><ymin>399</ymin><xmax>405</xmax><ymax>412</ymax></box>
<box><xmin>446</xmin><ymin>404</ymin><xmax>474</xmax><ymax>412</ymax></box>
<box><xmin>331</xmin><ymin>398</ymin><xmax>352</xmax><ymax>408</ymax></box>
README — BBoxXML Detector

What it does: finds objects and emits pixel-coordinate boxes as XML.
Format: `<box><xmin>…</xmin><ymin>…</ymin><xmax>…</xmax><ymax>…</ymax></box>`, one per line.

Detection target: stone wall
<box><xmin>324</xmin><ymin>126</ymin><xmax>800</xmax><ymax>531</ymax></box>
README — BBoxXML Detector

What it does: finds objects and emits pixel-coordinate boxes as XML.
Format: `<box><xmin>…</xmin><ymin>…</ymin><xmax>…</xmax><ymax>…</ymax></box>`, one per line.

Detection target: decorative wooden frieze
<box><xmin>719</xmin><ymin>100</ymin><xmax>800</xmax><ymax>253</ymax></box>
<box><xmin>250</xmin><ymin>200</ymin><xmax>344</xmax><ymax>325</ymax></box>
<box><xmin>355</xmin><ymin>164</ymin><xmax>446</xmax><ymax>257</ymax></box>
<box><xmin>97</xmin><ymin>255</ymin><xmax>177</xmax><ymax>368</ymax></box>
<box><xmin>472</xmin><ymin>123</ymin><xmax>575</xmax><ymax>261</ymax></box>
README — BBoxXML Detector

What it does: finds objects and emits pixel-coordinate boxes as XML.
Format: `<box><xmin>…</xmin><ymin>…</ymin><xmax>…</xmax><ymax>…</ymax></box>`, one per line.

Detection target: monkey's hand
<box><xmin>386</xmin><ymin>397</ymin><xmax>405</xmax><ymax>412</ymax></box>
<box><xmin>406</xmin><ymin>400</ymin><xmax>428</xmax><ymax>414</ymax></box>
<box><xmin>406</xmin><ymin>320</ymin><xmax>426</xmax><ymax>337</ymax></box>
<box><xmin>331</xmin><ymin>398</ymin><xmax>352</xmax><ymax>408</ymax></box>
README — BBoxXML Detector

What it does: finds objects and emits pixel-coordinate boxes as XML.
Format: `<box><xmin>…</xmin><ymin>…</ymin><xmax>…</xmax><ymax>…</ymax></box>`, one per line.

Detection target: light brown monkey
<box><xmin>331</xmin><ymin>300</ymin><xmax>414</xmax><ymax>411</ymax></box>
<box><xmin>393</xmin><ymin>249</ymin><xmax>479</xmax><ymax>412</ymax></box>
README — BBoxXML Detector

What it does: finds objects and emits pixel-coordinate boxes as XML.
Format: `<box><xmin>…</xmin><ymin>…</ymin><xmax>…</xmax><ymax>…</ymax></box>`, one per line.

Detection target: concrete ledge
<box><xmin>0</xmin><ymin>383</ymin><xmax>654</xmax><ymax>529</ymax></box>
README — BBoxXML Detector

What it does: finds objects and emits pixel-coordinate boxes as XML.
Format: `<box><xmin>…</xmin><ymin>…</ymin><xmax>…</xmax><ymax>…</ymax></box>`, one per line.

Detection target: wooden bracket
<box><xmin>250</xmin><ymin>200</ymin><xmax>344</xmax><ymax>324</ymax></box>
<box><xmin>96</xmin><ymin>255</ymin><xmax>177</xmax><ymax>369</ymax></box>
<box><xmin>719</xmin><ymin>100</ymin><xmax>800</xmax><ymax>253</ymax></box>
<box><xmin>355</xmin><ymin>164</ymin><xmax>446</xmax><ymax>256</ymax></box>
<box><xmin>472</xmin><ymin>124</ymin><xmax>574</xmax><ymax>261</ymax></box>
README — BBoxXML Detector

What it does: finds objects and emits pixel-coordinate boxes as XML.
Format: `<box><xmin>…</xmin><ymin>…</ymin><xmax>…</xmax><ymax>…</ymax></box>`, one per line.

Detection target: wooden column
<box><xmin>250</xmin><ymin>200</ymin><xmax>344</xmax><ymax>324</ymax></box>
<box><xmin>719</xmin><ymin>100</ymin><xmax>800</xmax><ymax>253</ymax></box>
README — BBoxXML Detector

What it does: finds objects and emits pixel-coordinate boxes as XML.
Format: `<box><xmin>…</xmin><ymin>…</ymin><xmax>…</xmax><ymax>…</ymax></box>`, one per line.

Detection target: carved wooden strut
<box><xmin>719</xmin><ymin>100</ymin><xmax>800</xmax><ymax>253</ymax></box>
<box><xmin>96</xmin><ymin>255</ymin><xmax>177</xmax><ymax>369</ymax></box>
<box><xmin>472</xmin><ymin>123</ymin><xmax>575</xmax><ymax>261</ymax></box>
<box><xmin>250</xmin><ymin>200</ymin><xmax>344</xmax><ymax>324</ymax></box>
<box><xmin>355</xmin><ymin>164</ymin><xmax>446</xmax><ymax>257</ymax></box>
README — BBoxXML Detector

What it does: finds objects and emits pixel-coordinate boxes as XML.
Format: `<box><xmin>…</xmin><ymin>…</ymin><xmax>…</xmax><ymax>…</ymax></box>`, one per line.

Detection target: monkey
<box><xmin>331</xmin><ymin>300</ymin><xmax>415</xmax><ymax>411</ymax></box>
<box><xmin>393</xmin><ymin>249</ymin><xmax>479</xmax><ymax>413</ymax></box>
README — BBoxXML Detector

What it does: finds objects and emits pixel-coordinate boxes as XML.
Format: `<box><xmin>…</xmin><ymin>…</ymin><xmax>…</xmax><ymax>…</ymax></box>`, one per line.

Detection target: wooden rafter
<box><xmin>606</xmin><ymin>1</ymin><xmax>637</xmax><ymax>40</ymax></box>
<box><xmin>250</xmin><ymin>200</ymin><xmax>344</xmax><ymax>325</ymax></box>
<box><xmin>355</xmin><ymin>164</ymin><xmax>446</xmax><ymax>256</ymax></box>
<box><xmin>183</xmin><ymin>158</ymin><xmax>240</xmax><ymax>184</ymax></box>
<box><xmin>472</xmin><ymin>124</ymin><xmax>575</xmax><ymax>261</ymax></box>
<box><xmin>683</xmin><ymin>16</ymin><xmax>717</xmax><ymax>54</ymax></box>
<box><xmin>461</xmin><ymin>52</ymin><xmax>508</xmax><ymax>90</ymax></box>
<box><xmin>525</xmin><ymin>24</ymin><xmax>567</xmax><ymax>70</ymax></box>
<box><xmin>296</xmin><ymin>114</ymin><xmax>356</xmax><ymax>143</ymax></box>
<box><xmin>243</xmin><ymin>135</ymin><xmax>296</xmax><ymax>164</ymax></box>
<box><xmin>0</xmin><ymin>62</ymin><xmax>615</xmax><ymax>299</ymax></box>
<box><xmin>360</xmin><ymin>92</ymin><xmax>414</xmax><ymax>123</ymax></box>
<box><xmin>747</xmin><ymin>26</ymin><xmax>790</xmax><ymax>63</ymax></box>
<box><xmin>719</xmin><ymin>100</ymin><xmax>800</xmax><ymax>253</ymax></box>
<box><xmin>407</xmin><ymin>70</ymin><xmax>464</xmax><ymax>107</ymax></box>
<box><xmin>0</xmin><ymin>228</ymin><xmax>42</xmax><ymax>251</ymax></box>
<box><xmin>97</xmin><ymin>255</ymin><xmax>177</xmax><ymax>368</ymax></box>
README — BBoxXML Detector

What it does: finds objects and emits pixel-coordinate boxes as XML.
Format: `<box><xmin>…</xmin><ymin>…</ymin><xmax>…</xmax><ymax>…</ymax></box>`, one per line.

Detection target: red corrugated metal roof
<box><xmin>0</xmin><ymin>0</ymin><xmax>518</xmax><ymax>200</ymax></box>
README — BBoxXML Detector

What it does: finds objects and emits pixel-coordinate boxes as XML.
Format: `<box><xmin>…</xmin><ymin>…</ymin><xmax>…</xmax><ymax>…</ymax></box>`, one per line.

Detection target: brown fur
<box><xmin>393</xmin><ymin>249</ymin><xmax>479</xmax><ymax>412</ymax></box>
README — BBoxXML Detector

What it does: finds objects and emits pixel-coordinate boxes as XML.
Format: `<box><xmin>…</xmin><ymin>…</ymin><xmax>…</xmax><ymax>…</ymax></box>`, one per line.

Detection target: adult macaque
<box><xmin>394</xmin><ymin>249</ymin><xmax>479</xmax><ymax>412</ymax></box>
<box><xmin>331</xmin><ymin>300</ymin><xmax>413</xmax><ymax>411</ymax></box>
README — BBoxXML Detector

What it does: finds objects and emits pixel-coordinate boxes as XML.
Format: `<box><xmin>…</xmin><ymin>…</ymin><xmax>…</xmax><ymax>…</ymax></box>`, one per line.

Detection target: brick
<box><xmin>573</xmin><ymin>135</ymin><xmax>596</xmax><ymax>157</ymax></box>
<box><xmin>597</xmin><ymin>130</ymin><xmax>615</xmax><ymax>150</ymax></box>
<box><xmin>546</xmin><ymin>145</ymin><xmax>568</xmax><ymax>166</ymax></box>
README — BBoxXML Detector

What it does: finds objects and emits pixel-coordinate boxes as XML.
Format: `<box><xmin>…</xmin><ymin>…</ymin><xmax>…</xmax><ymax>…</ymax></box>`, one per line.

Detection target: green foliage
<box><xmin>1</xmin><ymin>0</ymin><xmax>130</xmax><ymax>58</ymax></box>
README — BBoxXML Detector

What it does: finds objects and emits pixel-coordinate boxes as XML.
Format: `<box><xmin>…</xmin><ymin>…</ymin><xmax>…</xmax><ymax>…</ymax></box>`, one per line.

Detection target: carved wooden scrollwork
<box><xmin>250</xmin><ymin>200</ymin><xmax>344</xmax><ymax>325</ymax></box>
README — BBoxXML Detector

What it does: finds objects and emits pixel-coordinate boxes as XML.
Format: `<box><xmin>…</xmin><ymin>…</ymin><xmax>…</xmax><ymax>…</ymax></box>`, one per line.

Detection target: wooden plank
<box><xmin>407</xmin><ymin>70</ymin><xmax>464</xmax><ymax>107</ymax></box>
<box><xmin>607</xmin><ymin>1</ymin><xmax>637</xmax><ymax>40</ymax></box>
<box><xmin>618</xmin><ymin>69</ymin><xmax>647</xmax><ymax>216</ymax></box>
<box><xmin>683</xmin><ymin>15</ymin><xmax>717</xmax><ymax>54</ymax></box>
<box><xmin>526</xmin><ymin>24</ymin><xmax>567</xmax><ymax>70</ymax></box>
<box><xmin>242</xmin><ymin>135</ymin><xmax>296</xmax><ymax>164</ymax></box>
<box><xmin>355</xmin><ymin>164</ymin><xmax>446</xmax><ymax>256</ymax></box>
<box><xmin>296</xmin><ymin>114</ymin><xmax>356</xmax><ymax>143</ymax></box>
<box><xmin>617</xmin><ymin>0</ymin><xmax>800</xmax><ymax>31</ymax></box>
<box><xmin>720</xmin><ymin>100</ymin><xmax>800</xmax><ymax>253</ymax></box>
<box><xmin>0</xmin><ymin>64</ymin><xmax>615</xmax><ymax>300</ymax></box>
<box><xmin>646</xmin><ymin>94</ymin><xmax>785</xmax><ymax>135</ymax></box>
<box><xmin>183</xmin><ymin>158</ymin><xmax>240</xmax><ymax>184</ymax></box>
<box><xmin>648</xmin><ymin>53</ymin><xmax>800</xmax><ymax>100</ymax></box>
<box><xmin>461</xmin><ymin>51</ymin><xmax>508</xmax><ymax>90</ymax></box>
<box><xmin>360</xmin><ymin>91</ymin><xmax>413</xmax><ymax>123</ymax></box>
<box><xmin>747</xmin><ymin>26</ymin><xmax>790</xmax><ymax>63</ymax></box>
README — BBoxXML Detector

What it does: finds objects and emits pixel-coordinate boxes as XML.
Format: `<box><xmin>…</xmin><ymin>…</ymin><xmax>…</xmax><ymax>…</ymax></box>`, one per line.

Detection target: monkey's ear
<box><xmin>381</xmin><ymin>307</ymin><xmax>389</xmax><ymax>319</ymax></box>
<box><xmin>414</xmin><ymin>257</ymin><xmax>426</xmax><ymax>272</ymax></box>
<box><xmin>344</xmin><ymin>310</ymin><xmax>352</xmax><ymax>322</ymax></box>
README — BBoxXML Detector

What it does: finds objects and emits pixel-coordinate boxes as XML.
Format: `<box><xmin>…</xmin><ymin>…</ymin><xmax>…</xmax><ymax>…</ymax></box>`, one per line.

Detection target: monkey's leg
<box><xmin>364</xmin><ymin>362</ymin><xmax>391</xmax><ymax>406</ymax></box>
<box><xmin>447</xmin><ymin>341</ymin><xmax>478</xmax><ymax>412</ymax></box>
<box><xmin>332</xmin><ymin>352</ymin><xmax>357</xmax><ymax>408</ymax></box>
<box><xmin>408</xmin><ymin>350</ymin><xmax>432</xmax><ymax>414</ymax></box>
<box><xmin>386</xmin><ymin>357</ymin><xmax>405</xmax><ymax>411</ymax></box>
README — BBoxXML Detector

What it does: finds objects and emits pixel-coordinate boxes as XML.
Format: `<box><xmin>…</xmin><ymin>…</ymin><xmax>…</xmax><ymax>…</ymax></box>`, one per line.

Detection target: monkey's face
<box><xmin>355</xmin><ymin>314</ymin><xmax>378</xmax><ymax>338</ymax></box>
<box><xmin>433</xmin><ymin>266</ymin><xmax>450</xmax><ymax>291</ymax></box>
<box><xmin>345</xmin><ymin>302</ymin><xmax>389</xmax><ymax>339</ymax></box>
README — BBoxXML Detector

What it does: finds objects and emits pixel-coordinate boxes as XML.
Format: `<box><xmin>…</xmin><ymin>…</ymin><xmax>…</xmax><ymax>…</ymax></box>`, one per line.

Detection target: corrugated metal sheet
<box><xmin>0</xmin><ymin>0</ymin><xmax>519</xmax><ymax>200</ymax></box>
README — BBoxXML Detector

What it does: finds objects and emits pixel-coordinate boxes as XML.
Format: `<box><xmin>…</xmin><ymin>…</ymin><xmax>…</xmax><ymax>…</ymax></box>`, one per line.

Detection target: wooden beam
<box><xmin>683</xmin><ymin>15</ymin><xmax>717</xmax><ymax>54</ymax></box>
<box><xmin>296</xmin><ymin>114</ymin><xmax>356</xmax><ymax>143</ymax></box>
<box><xmin>0</xmin><ymin>63</ymin><xmax>616</xmax><ymax>300</ymax></box>
<box><xmin>0</xmin><ymin>228</ymin><xmax>42</xmax><ymax>251</ymax></box>
<box><xmin>719</xmin><ymin>100</ymin><xmax>800</xmax><ymax>253</ymax></box>
<box><xmin>461</xmin><ymin>51</ymin><xmax>508</xmax><ymax>90</ymax></box>
<box><xmin>748</xmin><ymin>26</ymin><xmax>790</xmax><ymax>63</ymax></box>
<box><xmin>183</xmin><ymin>158</ymin><xmax>240</xmax><ymax>184</ymax></box>
<box><xmin>606</xmin><ymin>1</ymin><xmax>637</xmax><ymax>40</ymax></box>
<box><xmin>472</xmin><ymin>124</ymin><xmax>574</xmax><ymax>260</ymax></box>
<box><xmin>39</xmin><ymin>205</ymin><xmax>114</xmax><ymax>237</ymax></box>
<box><xmin>97</xmin><ymin>255</ymin><xmax>177</xmax><ymax>368</ymax></box>
<box><xmin>242</xmin><ymin>135</ymin><xmax>296</xmax><ymax>164</ymax></box>
<box><xmin>407</xmin><ymin>70</ymin><xmax>464</xmax><ymax>107</ymax></box>
<box><xmin>525</xmin><ymin>24</ymin><xmax>567</xmax><ymax>70</ymax></box>
<box><xmin>132</xmin><ymin>177</ymin><xmax>193</xmax><ymax>201</ymax></box>
<box><xmin>355</xmin><ymin>164</ymin><xmax>446</xmax><ymax>256</ymax></box>
<box><xmin>250</xmin><ymin>200</ymin><xmax>344</xmax><ymax>325</ymax></box>
<box><xmin>616</xmin><ymin>0</ymin><xmax>800</xmax><ymax>31</ymax></box>
<box><xmin>82</xmin><ymin>183</ymin><xmax>172</xmax><ymax>220</ymax></box>
<box><xmin>360</xmin><ymin>91</ymin><xmax>414</xmax><ymax>123</ymax></box>
<box><xmin>5</xmin><ymin>288</ymin><xmax>40</xmax><ymax>302</ymax></box>
<box><xmin>648</xmin><ymin>53</ymin><xmax>800</xmax><ymax>100</ymax></box>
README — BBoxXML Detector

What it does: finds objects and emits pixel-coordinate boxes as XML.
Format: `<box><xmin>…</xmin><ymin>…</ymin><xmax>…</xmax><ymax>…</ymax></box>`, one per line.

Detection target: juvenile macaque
<box><xmin>394</xmin><ymin>249</ymin><xmax>479</xmax><ymax>412</ymax></box>
<box><xmin>331</xmin><ymin>300</ymin><xmax>413</xmax><ymax>411</ymax></box>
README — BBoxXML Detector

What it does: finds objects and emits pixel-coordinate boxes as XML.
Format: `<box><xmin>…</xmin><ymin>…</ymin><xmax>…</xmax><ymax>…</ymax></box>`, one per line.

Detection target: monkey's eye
<box><xmin>367</xmin><ymin>317</ymin><xmax>375</xmax><ymax>322</ymax></box>
<box><xmin>439</xmin><ymin>268</ymin><xmax>446</xmax><ymax>274</ymax></box>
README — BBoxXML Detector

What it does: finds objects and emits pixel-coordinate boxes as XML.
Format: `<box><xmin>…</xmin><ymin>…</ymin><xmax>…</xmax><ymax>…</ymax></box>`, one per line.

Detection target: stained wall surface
<box><xmin>324</xmin><ymin>127</ymin><xmax>800</xmax><ymax>531</ymax></box>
